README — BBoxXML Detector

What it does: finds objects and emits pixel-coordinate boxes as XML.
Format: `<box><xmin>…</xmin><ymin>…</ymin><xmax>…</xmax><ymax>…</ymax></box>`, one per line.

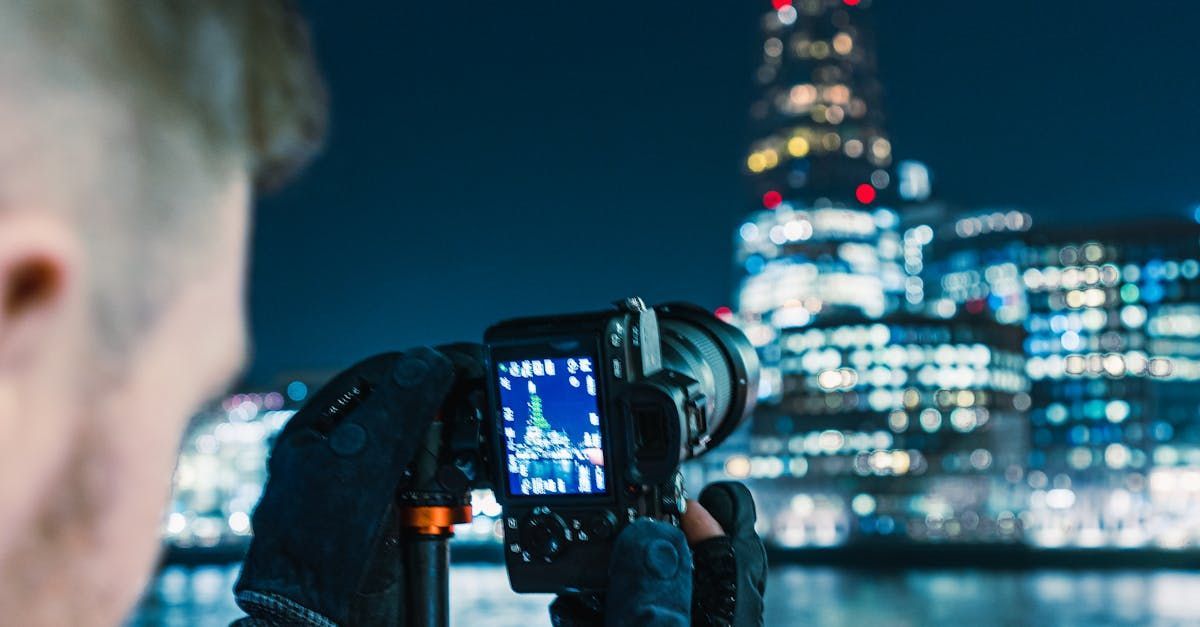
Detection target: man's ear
<box><xmin>0</xmin><ymin>212</ymin><xmax>80</xmax><ymax>367</ymax></box>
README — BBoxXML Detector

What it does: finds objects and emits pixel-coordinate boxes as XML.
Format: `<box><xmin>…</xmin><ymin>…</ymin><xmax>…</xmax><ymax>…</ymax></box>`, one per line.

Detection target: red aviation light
<box><xmin>763</xmin><ymin>190</ymin><xmax>783</xmax><ymax>209</ymax></box>
<box><xmin>855</xmin><ymin>183</ymin><xmax>877</xmax><ymax>204</ymax></box>
<box><xmin>772</xmin><ymin>0</ymin><xmax>792</xmax><ymax>8</ymax></box>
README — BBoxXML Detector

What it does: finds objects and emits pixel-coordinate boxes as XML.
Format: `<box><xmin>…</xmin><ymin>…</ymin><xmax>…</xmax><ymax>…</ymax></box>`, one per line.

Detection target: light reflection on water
<box><xmin>130</xmin><ymin>563</ymin><xmax>1200</xmax><ymax>626</ymax></box>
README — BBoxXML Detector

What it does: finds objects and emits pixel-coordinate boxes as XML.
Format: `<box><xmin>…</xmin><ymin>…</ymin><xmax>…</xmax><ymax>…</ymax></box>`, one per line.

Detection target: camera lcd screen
<box><xmin>497</xmin><ymin>355</ymin><xmax>607</xmax><ymax>497</ymax></box>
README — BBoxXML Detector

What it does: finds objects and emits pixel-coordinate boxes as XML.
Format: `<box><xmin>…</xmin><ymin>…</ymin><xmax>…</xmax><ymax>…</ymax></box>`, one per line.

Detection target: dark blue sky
<box><xmin>246</xmin><ymin>2</ymin><xmax>1200</xmax><ymax>383</ymax></box>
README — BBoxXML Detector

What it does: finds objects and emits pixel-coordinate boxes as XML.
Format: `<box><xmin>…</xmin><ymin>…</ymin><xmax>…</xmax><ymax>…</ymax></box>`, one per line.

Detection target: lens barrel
<box><xmin>654</xmin><ymin>303</ymin><xmax>759</xmax><ymax>459</ymax></box>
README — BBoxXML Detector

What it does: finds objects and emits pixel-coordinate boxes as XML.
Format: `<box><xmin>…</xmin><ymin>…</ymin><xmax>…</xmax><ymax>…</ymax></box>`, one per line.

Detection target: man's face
<box><xmin>0</xmin><ymin>36</ymin><xmax>252</xmax><ymax>624</ymax></box>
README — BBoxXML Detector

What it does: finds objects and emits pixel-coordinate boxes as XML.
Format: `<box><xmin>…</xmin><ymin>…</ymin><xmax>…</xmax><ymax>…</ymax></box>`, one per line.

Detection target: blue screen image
<box><xmin>498</xmin><ymin>355</ymin><xmax>607</xmax><ymax>496</ymax></box>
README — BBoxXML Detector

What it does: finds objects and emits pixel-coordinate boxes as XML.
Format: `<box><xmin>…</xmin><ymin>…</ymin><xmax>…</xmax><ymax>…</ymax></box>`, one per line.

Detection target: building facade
<box><xmin>1020</xmin><ymin>222</ymin><xmax>1200</xmax><ymax>548</ymax></box>
<box><xmin>725</xmin><ymin>0</ymin><xmax>1026</xmax><ymax>545</ymax></box>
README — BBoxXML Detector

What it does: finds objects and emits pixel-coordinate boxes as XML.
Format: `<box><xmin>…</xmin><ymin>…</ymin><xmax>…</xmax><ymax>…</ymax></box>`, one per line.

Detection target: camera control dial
<box><xmin>522</xmin><ymin>511</ymin><xmax>568</xmax><ymax>561</ymax></box>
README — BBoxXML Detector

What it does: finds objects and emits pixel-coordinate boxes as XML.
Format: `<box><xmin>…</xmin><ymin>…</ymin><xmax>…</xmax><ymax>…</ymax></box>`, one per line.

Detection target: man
<box><xmin>0</xmin><ymin>3</ymin><xmax>323</xmax><ymax>624</ymax></box>
<box><xmin>0</xmin><ymin>2</ymin><xmax>764</xmax><ymax>625</ymax></box>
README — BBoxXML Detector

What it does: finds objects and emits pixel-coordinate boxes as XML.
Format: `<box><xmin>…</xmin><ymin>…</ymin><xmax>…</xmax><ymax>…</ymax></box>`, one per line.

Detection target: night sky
<box><xmin>246</xmin><ymin>1</ymin><xmax>1200</xmax><ymax>383</ymax></box>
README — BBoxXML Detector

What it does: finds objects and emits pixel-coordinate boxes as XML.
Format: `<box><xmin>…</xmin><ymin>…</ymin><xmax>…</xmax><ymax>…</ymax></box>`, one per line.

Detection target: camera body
<box><xmin>484</xmin><ymin>298</ymin><xmax>756</xmax><ymax>594</ymax></box>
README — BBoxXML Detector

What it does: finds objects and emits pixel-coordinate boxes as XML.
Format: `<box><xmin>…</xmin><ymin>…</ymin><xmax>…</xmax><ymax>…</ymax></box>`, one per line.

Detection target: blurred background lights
<box><xmin>763</xmin><ymin>190</ymin><xmax>783</xmax><ymax>208</ymax></box>
<box><xmin>855</xmin><ymin>183</ymin><xmax>876</xmax><ymax>204</ymax></box>
<box><xmin>286</xmin><ymin>380</ymin><xmax>308</xmax><ymax>402</ymax></box>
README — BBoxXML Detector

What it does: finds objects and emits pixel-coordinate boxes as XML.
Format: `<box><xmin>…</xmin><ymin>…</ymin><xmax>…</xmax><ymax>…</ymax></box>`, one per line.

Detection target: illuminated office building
<box><xmin>1020</xmin><ymin>220</ymin><xmax>1200</xmax><ymax>548</ymax></box>
<box><xmin>925</xmin><ymin>210</ymin><xmax>1035</xmax><ymax>325</ymax></box>
<box><xmin>722</xmin><ymin>314</ymin><xmax>1029</xmax><ymax>545</ymax></box>
<box><xmin>163</xmin><ymin>392</ymin><xmax>296</xmax><ymax>550</ymax></box>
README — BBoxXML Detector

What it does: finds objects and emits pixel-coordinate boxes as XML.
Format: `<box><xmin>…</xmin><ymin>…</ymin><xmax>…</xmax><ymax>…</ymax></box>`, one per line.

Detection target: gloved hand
<box><xmin>686</xmin><ymin>482</ymin><xmax>767</xmax><ymax>627</ymax></box>
<box><xmin>549</xmin><ymin>481</ymin><xmax>767</xmax><ymax>627</ymax></box>
<box><xmin>234</xmin><ymin>348</ymin><xmax>456</xmax><ymax>626</ymax></box>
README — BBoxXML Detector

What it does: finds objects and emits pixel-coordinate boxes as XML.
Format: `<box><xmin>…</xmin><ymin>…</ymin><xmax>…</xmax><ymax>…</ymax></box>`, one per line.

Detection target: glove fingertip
<box><xmin>435</xmin><ymin>342</ymin><xmax>486</xmax><ymax>368</ymax></box>
<box><xmin>343</xmin><ymin>348</ymin><xmax>456</xmax><ymax>442</ymax></box>
<box><xmin>392</xmin><ymin>347</ymin><xmax>456</xmax><ymax>388</ymax></box>
<box><xmin>606</xmin><ymin>521</ymin><xmax>692</xmax><ymax>627</ymax></box>
<box><xmin>371</xmin><ymin>348</ymin><xmax>457</xmax><ymax>417</ymax></box>
<box><xmin>611</xmin><ymin>520</ymin><xmax>692</xmax><ymax>583</ymax></box>
<box><xmin>698</xmin><ymin>481</ymin><xmax>758</xmax><ymax>537</ymax></box>
<box><xmin>276</xmin><ymin>352</ymin><xmax>403</xmax><ymax>437</ymax></box>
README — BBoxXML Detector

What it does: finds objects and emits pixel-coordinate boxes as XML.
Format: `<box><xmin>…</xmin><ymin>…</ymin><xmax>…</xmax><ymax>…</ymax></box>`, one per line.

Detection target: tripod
<box><xmin>396</xmin><ymin>407</ymin><xmax>484</xmax><ymax>627</ymax></box>
<box><xmin>398</xmin><ymin>502</ymin><xmax>467</xmax><ymax>627</ymax></box>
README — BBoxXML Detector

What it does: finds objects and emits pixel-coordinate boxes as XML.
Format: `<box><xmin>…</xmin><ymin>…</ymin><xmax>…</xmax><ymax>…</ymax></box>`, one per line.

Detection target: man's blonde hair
<box><xmin>26</xmin><ymin>1</ymin><xmax>328</xmax><ymax>189</ymax></box>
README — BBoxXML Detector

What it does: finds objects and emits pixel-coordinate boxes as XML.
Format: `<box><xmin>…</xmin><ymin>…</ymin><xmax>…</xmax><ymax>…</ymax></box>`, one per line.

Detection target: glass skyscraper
<box><xmin>726</xmin><ymin>0</ymin><xmax>1025</xmax><ymax>545</ymax></box>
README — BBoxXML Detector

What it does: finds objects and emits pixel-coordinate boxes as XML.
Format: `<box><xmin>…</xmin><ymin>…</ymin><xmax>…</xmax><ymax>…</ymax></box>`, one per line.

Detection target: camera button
<box><xmin>585</xmin><ymin>512</ymin><xmax>617</xmax><ymax>541</ymax></box>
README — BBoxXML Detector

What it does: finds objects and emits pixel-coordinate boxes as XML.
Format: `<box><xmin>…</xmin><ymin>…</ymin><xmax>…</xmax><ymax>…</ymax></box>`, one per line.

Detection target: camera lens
<box><xmin>655</xmin><ymin>303</ymin><xmax>760</xmax><ymax>459</ymax></box>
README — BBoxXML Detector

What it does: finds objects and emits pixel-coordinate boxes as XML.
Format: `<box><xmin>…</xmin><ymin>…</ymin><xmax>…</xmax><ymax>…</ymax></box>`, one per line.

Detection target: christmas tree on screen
<box><xmin>529</xmin><ymin>390</ymin><xmax>550</xmax><ymax>431</ymax></box>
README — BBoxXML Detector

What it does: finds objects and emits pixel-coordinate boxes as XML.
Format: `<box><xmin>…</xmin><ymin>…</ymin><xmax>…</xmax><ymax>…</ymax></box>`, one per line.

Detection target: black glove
<box><xmin>234</xmin><ymin>348</ymin><xmax>455</xmax><ymax>626</ymax></box>
<box><xmin>549</xmin><ymin>481</ymin><xmax>767</xmax><ymax>627</ymax></box>
<box><xmin>690</xmin><ymin>482</ymin><xmax>767</xmax><ymax>627</ymax></box>
<box><xmin>550</xmin><ymin>520</ymin><xmax>693</xmax><ymax>627</ymax></box>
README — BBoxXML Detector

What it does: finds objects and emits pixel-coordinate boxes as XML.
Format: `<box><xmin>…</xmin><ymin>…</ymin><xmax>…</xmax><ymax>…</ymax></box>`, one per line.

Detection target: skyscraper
<box><xmin>735</xmin><ymin>0</ymin><xmax>911</xmax><ymax>400</ymax></box>
<box><xmin>745</xmin><ymin>0</ymin><xmax>896</xmax><ymax>207</ymax></box>
<box><xmin>728</xmin><ymin>0</ymin><xmax>1026</xmax><ymax>545</ymax></box>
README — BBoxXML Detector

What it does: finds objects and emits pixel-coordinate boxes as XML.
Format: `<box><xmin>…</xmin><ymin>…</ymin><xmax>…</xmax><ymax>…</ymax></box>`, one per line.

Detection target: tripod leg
<box><xmin>404</xmin><ymin>532</ymin><xmax>451</xmax><ymax>627</ymax></box>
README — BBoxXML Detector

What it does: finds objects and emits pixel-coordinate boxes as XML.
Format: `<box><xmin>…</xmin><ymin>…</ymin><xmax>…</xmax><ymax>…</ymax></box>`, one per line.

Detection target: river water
<box><xmin>129</xmin><ymin>563</ymin><xmax>1200</xmax><ymax>626</ymax></box>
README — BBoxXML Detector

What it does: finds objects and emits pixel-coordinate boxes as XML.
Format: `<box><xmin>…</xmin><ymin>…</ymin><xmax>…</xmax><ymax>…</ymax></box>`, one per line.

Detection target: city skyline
<box><xmin>723</xmin><ymin>0</ymin><xmax>1200</xmax><ymax>549</ymax></box>
<box><xmin>247</xmin><ymin>1</ymin><xmax>1200</xmax><ymax>384</ymax></box>
<box><xmin>162</xmin><ymin>1</ymin><xmax>1200</xmax><ymax>553</ymax></box>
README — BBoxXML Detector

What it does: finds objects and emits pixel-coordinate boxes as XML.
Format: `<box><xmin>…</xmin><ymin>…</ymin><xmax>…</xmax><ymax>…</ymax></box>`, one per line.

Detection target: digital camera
<box><xmin>483</xmin><ymin>297</ymin><xmax>759</xmax><ymax>593</ymax></box>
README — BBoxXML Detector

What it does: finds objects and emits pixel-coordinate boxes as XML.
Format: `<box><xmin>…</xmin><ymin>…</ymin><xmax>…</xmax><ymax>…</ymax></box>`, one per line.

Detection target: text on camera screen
<box><xmin>497</xmin><ymin>356</ymin><xmax>607</xmax><ymax>497</ymax></box>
